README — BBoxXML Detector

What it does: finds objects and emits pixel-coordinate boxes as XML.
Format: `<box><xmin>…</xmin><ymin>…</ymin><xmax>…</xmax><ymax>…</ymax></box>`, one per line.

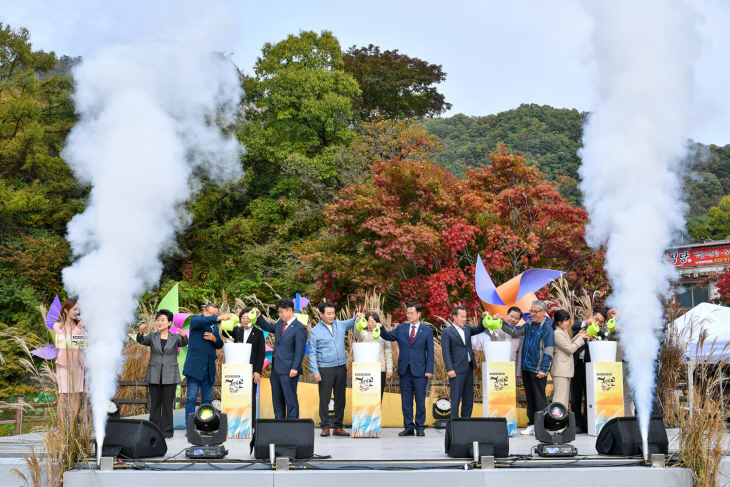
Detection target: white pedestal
<box><xmin>586</xmin><ymin>362</ymin><xmax>624</xmax><ymax>436</ymax></box>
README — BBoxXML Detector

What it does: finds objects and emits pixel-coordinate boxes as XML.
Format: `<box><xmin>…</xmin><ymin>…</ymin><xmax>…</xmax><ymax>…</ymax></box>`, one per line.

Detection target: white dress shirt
<box><xmin>453</xmin><ymin>324</ymin><xmax>471</xmax><ymax>362</ymax></box>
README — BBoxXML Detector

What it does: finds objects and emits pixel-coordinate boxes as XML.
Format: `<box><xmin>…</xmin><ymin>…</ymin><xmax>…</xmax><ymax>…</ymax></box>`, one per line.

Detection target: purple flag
<box><xmin>46</xmin><ymin>295</ymin><xmax>62</xmax><ymax>330</ymax></box>
<box><xmin>30</xmin><ymin>345</ymin><xmax>58</xmax><ymax>360</ymax></box>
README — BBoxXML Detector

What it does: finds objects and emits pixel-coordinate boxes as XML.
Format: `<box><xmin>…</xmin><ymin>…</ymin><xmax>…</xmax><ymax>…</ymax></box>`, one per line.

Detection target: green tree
<box><xmin>343</xmin><ymin>44</ymin><xmax>451</xmax><ymax>121</ymax></box>
<box><xmin>178</xmin><ymin>31</ymin><xmax>362</xmax><ymax>302</ymax></box>
<box><xmin>0</xmin><ymin>24</ymin><xmax>83</xmax><ymax>238</ymax></box>
<box><xmin>242</xmin><ymin>30</ymin><xmax>360</xmax><ymax>164</ymax></box>
<box><xmin>689</xmin><ymin>195</ymin><xmax>730</xmax><ymax>241</ymax></box>
<box><xmin>419</xmin><ymin>105</ymin><xmax>586</xmax><ymax>196</ymax></box>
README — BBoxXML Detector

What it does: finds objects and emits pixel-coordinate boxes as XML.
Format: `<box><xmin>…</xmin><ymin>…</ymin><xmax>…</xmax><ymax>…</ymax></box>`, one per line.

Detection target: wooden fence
<box><xmin>0</xmin><ymin>395</ymin><xmax>56</xmax><ymax>435</ymax></box>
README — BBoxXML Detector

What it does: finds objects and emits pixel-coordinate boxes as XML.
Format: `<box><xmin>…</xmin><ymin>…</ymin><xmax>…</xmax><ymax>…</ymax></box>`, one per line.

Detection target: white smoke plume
<box><xmin>60</xmin><ymin>2</ymin><xmax>243</xmax><ymax>456</ymax></box>
<box><xmin>579</xmin><ymin>0</ymin><xmax>699</xmax><ymax>446</ymax></box>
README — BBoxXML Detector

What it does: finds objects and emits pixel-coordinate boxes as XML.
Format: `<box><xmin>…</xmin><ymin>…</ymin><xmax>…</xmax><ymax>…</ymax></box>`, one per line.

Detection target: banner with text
<box><xmin>352</xmin><ymin>362</ymin><xmax>381</xmax><ymax>438</ymax></box>
<box><xmin>586</xmin><ymin>362</ymin><xmax>624</xmax><ymax>436</ymax></box>
<box><xmin>483</xmin><ymin>361</ymin><xmax>517</xmax><ymax>436</ymax></box>
<box><xmin>221</xmin><ymin>363</ymin><xmax>252</xmax><ymax>439</ymax></box>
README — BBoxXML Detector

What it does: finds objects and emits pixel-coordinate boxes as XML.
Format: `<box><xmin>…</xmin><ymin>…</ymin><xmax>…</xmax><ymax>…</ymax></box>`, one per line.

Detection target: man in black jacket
<box><xmin>224</xmin><ymin>306</ymin><xmax>266</xmax><ymax>422</ymax></box>
<box><xmin>442</xmin><ymin>306</ymin><xmax>486</xmax><ymax>418</ymax></box>
<box><xmin>571</xmin><ymin>309</ymin><xmax>608</xmax><ymax>433</ymax></box>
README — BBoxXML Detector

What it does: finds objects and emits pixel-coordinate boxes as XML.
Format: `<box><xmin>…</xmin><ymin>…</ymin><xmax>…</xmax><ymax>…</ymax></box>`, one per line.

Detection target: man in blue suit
<box><xmin>378</xmin><ymin>302</ymin><xmax>434</xmax><ymax>436</ymax></box>
<box><xmin>442</xmin><ymin>306</ymin><xmax>486</xmax><ymax>418</ymax></box>
<box><xmin>183</xmin><ymin>303</ymin><xmax>230</xmax><ymax>426</ymax></box>
<box><xmin>255</xmin><ymin>298</ymin><xmax>307</xmax><ymax>419</ymax></box>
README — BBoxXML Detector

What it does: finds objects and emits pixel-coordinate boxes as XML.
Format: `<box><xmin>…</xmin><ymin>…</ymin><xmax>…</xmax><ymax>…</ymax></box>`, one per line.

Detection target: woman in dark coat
<box><xmin>137</xmin><ymin>309</ymin><xmax>188</xmax><ymax>438</ymax></box>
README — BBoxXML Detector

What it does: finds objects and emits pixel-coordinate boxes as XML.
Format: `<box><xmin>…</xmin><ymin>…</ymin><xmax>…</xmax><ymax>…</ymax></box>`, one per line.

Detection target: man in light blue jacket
<box><xmin>309</xmin><ymin>302</ymin><xmax>363</xmax><ymax>437</ymax></box>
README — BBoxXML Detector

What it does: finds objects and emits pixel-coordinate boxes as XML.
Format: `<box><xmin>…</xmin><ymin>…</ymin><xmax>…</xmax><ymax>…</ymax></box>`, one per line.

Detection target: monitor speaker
<box><xmin>595</xmin><ymin>416</ymin><xmax>668</xmax><ymax>456</ymax></box>
<box><xmin>444</xmin><ymin>417</ymin><xmax>509</xmax><ymax>458</ymax></box>
<box><xmin>101</xmin><ymin>418</ymin><xmax>167</xmax><ymax>459</ymax></box>
<box><xmin>253</xmin><ymin>419</ymin><xmax>315</xmax><ymax>460</ymax></box>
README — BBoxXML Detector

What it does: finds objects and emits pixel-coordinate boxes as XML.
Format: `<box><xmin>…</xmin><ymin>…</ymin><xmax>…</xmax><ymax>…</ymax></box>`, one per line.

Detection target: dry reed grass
<box><xmin>1</xmin><ymin>327</ymin><xmax>94</xmax><ymax>487</ymax></box>
<box><xmin>550</xmin><ymin>277</ymin><xmax>596</xmax><ymax>324</ymax></box>
<box><xmin>670</xmin><ymin>327</ymin><xmax>730</xmax><ymax>487</ymax></box>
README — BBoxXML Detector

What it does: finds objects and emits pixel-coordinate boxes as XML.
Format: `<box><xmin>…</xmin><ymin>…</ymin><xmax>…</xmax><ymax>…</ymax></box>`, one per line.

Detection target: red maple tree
<box><xmin>300</xmin><ymin>145</ymin><xmax>606</xmax><ymax>323</ymax></box>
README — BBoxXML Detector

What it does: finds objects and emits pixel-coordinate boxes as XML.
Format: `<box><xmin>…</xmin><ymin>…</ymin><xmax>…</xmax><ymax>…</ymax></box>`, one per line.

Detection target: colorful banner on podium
<box><xmin>482</xmin><ymin>361</ymin><xmax>517</xmax><ymax>436</ymax></box>
<box><xmin>351</xmin><ymin>362</ymin><xmax>381</xmax><ymax>438</ymax></box>
<box><xmin>221</xmin><ymin>363</ymin><xmax>252</xmax><ymax>439</ymax></box>
<box><xmin>586</xmin><ymin>362</ymin><xmax>624</xmax><ymax>436</ymax></box>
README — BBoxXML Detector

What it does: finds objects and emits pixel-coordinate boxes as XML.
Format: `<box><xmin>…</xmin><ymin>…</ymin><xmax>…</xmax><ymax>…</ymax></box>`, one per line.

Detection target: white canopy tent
<box><xmin>672</xmin><ymin>302</ymin><xmax>730</xmax><ymax>364</ymax></box>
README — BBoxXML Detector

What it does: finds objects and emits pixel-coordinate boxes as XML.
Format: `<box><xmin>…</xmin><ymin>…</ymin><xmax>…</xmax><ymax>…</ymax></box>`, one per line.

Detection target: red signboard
<box><xmin>663</xmin><ymin>244</ymin><xmax>730</xmax><ymax>268</ymax></box>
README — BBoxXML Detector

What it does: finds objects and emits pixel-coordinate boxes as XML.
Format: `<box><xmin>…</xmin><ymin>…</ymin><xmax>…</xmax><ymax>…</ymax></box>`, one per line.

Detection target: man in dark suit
<box><xmin>378</xmin><ymin>302</ymin><xmax>434</xmax><ymax>436</ymax></box>
<box><xmin>442</xmin><ymin>306</ymin><xmax>485</xmax><ymax>418</ymax></box>
<box><xmin>571</xmin><ymin>309</ymin><xmax>608</xmax><ymax>433</ymax></box>
<box><xmin>224</xmin><ymin>306</ymin><xmax>266</xmax><ymax>422</ymax></box>
<box><xmin>255</xmin><ymin>298</ymin><xmax>307</xmax><ymax>419</ymax></box>
<box><xmin>183</xmin><ymin>303</ymin><xmax>230</xmax><ymax>426</ymax></box>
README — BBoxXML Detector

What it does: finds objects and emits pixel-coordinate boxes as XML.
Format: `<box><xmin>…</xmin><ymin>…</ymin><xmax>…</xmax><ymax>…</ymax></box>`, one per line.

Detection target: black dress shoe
<box><xmin>416</xmin><ymin>430</ymin><xmax>425</xmax><ymax>437</ymax></box>
<box><xmin>575</xmin><ymin>426</ymin><xmax>585</xmax><ymax>434</ymax></box>
<box><xmin>398</xmin><ymin>429</ymin><xmax>415</xmax><ymax>436</ymax></box>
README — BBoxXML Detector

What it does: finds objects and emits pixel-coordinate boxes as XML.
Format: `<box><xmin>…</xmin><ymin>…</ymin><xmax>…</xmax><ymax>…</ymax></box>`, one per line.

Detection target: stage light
<box><xmin>544</xmin><ymin>403</ymin><xmax>569</xmax><ymax>430</ymax></box>
<box><xmin>211</xmin><ymin>399</ymin><xmax>222</xmax><ymax>412</ymax></box>
<box><xmin>194</xmin><ymin>404</ymin><xmax>220</xmax><ymax>432</ymax></box>
<box><xmin>104</xmin><ymin>400</ymin><xmax>121</xmax><ymax>419</ymax></box>
<box><xmin>186</xmin><ymin>404</ymin><xmax>228</xmax><ymax>459</ymax></box>
<box><xmin>433</xmin><ymin>397</ymin><xmax>451</xmax><ymax>428</ymax></box>
<box><xmin>534</xmin><ymin>402</ymin><xmax>578</xmax><ymax>457</ymax></box>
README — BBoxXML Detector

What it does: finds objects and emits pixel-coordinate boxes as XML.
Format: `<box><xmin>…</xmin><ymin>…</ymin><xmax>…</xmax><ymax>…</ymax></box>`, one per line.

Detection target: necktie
<box><xmin>274</xmin><ymin>321</ymin><xmax>287</xmax><ymax>360</ymax></box>
<box><xmin>410</xmin><ymin>325</ymin><xmax>416</xmax><ymax>344</ymax></box>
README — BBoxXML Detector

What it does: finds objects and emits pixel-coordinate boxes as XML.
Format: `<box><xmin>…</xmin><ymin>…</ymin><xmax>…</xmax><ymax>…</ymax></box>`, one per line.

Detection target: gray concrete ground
<box><xmin>0</xmin><ymin>427</ymin><xmax>702</xmax><ymax>487</ymax></box>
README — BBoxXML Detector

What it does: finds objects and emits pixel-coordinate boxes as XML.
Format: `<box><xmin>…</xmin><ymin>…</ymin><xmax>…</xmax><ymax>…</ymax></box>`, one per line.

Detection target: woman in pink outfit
<box><xmin>54</xmin><ymin>298</ymin><xmax>87</xmax><ymax>414</ymax></box>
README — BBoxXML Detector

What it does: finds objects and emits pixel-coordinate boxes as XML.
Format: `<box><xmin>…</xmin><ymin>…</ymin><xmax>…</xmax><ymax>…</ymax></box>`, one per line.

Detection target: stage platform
<box><xmin>65</xmin><ymin>427</ymin><xmax>695</xmax><ymax>487</ymax></box>
<box><xmin>0</xmin><ymin>428</ymin><xmax>703</xmax><ymax>487</ymax></box>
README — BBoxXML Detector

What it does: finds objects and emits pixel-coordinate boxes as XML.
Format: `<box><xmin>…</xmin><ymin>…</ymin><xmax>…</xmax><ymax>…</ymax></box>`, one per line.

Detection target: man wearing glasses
<box><xmin>498</xmin><ymin>300</ymin><xmax>554</xmax><ymax>436</ymax></box>
<box><xmin>378</xmin><ymin>302</ymin><xmax>434</xmax><ymax>437</ymax></box>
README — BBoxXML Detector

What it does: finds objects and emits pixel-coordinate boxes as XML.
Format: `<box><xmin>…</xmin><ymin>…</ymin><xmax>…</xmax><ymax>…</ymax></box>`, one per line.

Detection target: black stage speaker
<box><xmin>444</xmin><ymin>418</ymin><xmax>509</xmax><ymax>458</ymax></box>
<box><xmin>595</xmin><ymin>416</ymin><xmax>668</xmax><ymax>456</ymax></box>
<box><xmin>101</xmin><ymin>418</ymin><xmax>167</xmax><ymax>459</ymax></box>
<box><xmin>253</xmin><ymin>419</ymin><xmax>315</xmax><ymax>460</ymax></box>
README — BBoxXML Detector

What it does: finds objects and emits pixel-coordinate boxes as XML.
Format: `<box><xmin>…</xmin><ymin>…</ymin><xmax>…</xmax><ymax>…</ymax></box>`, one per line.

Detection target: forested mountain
<box><xmin>420</xmin><ymin>106</ymin><xmax>730</xmax><ymax>221</ymax></box>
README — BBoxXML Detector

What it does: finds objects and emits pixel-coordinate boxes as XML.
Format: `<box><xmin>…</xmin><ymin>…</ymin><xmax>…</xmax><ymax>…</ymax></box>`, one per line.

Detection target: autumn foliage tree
<box><xmin>301</xmin><ymin>145</ymin><xmax>605</xmax><ymax>322</ymax></box>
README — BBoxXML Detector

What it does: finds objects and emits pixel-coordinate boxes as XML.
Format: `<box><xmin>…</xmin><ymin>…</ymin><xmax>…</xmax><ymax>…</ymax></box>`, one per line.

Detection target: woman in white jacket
<box><xmin>551</xmin><ymin>309</ymin><xmax>589</xmax><ymax>408</ymax></box>
<box><xmin>353</xmin><ymin>311</ymin><xmax>393</xmax><ymax>398</ymax></box>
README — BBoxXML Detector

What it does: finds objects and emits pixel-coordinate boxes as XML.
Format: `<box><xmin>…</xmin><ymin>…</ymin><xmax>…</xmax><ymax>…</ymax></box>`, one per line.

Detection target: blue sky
<box><xmin>2</xmin><ymin>0</ymin><xmax>729</xmax><ymax>145</ymax></box>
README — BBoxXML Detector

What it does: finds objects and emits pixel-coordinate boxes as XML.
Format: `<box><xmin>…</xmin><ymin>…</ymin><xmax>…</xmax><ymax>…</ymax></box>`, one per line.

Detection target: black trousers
<box><xmin>448</xmin><ymin>367</ymin><xmax>474</xmax><ymax>418</ymax></box>
<box><xmin>319</xmin><ymin>365</ymin><xmax>347</xmax><ymax>429</ymax></box>
<box><xmin>381</xmin><ymin>371</ymin><xmax>386</xmax><ymax>400</ymax></box>
<box><xmin>149</xmin><ymin>383</ymin><xmax>176</xmax><ymax>437</ymax></box>
<box><xmin>571</xmin><ymin>360</ymin><xmax>587</xmax><ymax>429</ymax></box>
<box><xmin>522</xmin><ymin>371</ymin><xmax>547</xmax><ymax>426</ymax></box>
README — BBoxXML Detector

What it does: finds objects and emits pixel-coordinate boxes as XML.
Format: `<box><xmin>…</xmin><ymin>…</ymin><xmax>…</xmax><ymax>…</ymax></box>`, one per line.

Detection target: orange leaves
<box><xmin>302</xmin><ymin>144</ymin><xmax>606</xmax><ymax>320</ymax></box>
